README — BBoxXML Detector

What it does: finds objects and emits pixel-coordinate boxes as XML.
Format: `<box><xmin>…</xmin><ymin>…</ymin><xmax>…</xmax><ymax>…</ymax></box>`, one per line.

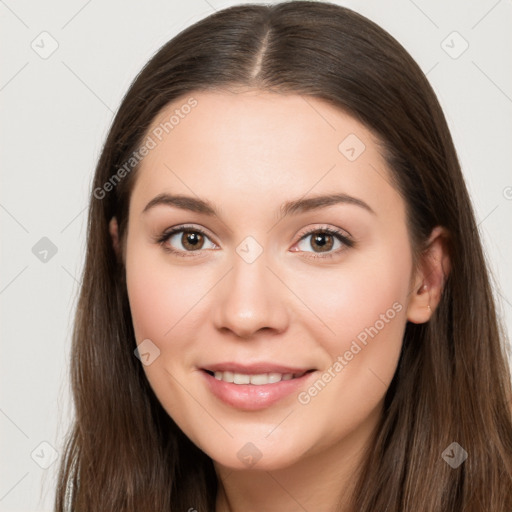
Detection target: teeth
<box><xmin>212</xmin><ymin>371</ymin><xmax>305</xmax><ymax>385</ymax></box>
<box><xmin>234</xmin><ymin>373</ymin><xmax>250</xmax><ymax>384</ymax></box>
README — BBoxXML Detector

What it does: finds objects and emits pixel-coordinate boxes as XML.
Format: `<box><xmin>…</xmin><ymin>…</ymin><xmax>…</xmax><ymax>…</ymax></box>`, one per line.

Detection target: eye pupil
<box><xmin>183</xmin><ymin>231</ymin><xmax>203</xmax><ymax>250</ymax></box>
<box><xmin>311</xmin><ymin>232</ymin><xmax>334</xmax><ymax>252</ymax></box>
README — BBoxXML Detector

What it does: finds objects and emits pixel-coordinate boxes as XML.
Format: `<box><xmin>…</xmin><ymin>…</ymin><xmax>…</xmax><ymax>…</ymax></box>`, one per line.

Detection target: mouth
<box><xmin>202</xmin><ymin>369</ymin><xmax>314</xmax><ymax>385</ymax></box>
<box><xmin>200</xmin><ymin>365</ymin><xmax>317</xmax><ymax>410</ymax></box>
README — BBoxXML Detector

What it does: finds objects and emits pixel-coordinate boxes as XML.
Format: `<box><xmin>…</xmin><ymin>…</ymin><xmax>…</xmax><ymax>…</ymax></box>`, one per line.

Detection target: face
<box><xmin>122</xmin><ymin>89</ymin><xmax>416</xmax><ymax>471</ymax></box>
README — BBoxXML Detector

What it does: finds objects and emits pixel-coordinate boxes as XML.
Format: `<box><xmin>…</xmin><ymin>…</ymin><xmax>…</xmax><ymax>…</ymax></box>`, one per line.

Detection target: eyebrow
<box><xmin>142</xmin><ymin>192</ymin><xmax>376</xmax><ymax>218</ymax></box>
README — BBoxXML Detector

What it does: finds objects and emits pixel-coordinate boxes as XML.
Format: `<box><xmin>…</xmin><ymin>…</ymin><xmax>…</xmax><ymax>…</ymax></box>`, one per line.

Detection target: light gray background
<box><xmin>1</xmin><ymin>1</ymin><xmax>511</xmax><ymax>510</ymax></box>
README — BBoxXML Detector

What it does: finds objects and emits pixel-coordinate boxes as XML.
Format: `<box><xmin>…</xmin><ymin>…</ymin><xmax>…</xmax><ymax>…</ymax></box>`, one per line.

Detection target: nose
<box><xmin>212</xmin><ymin>250</ymin><xmax>289</xmax><ymax>340</ymax></box>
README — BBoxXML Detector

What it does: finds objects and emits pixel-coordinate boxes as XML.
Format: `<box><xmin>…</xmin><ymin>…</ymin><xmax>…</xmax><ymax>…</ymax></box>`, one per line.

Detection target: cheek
<box><xmin>294</xmin><ymin>240</ymin><xmax>411</xmax><ymax>416</ymax></box>
<box><xmin>125</xmin><ymin>240</ymin><xmax>218</xmax><ymax>408</ymax></box>
<box><xmin>125</xmin><ymin>247</ymin><xmax>206</xmax><ymax>420</ymax></box>
<box><xmin>126</xmin><ymin>265</ymin><xmax>173</xmax><ymax>344</ymax></box>
<box><xmin>294</xmin><ymin>238</ymin><xmax>411</xmax><ymax>424</ymax></box>
<box><xmin>293</xmin><ymin>239</ymin><xmax>411</xmax><ymax>351</ymax></box>
<box><xmin>125</xmin><ymin>237</ymin><xmax>206</xmax><ymax>344</ymax></box>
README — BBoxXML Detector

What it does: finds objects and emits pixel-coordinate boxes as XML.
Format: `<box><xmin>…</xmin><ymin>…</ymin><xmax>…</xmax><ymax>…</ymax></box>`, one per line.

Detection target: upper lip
<box><xmin>201</xmin><ymin>362</ymin><xmax>315</xmax><ymax>374</ymax></box>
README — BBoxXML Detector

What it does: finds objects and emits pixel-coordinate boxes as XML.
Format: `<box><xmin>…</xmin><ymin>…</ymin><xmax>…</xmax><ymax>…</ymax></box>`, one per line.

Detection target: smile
<box><xmin>200</xmin><ymin>366</ymin><xmax>316</xmax><ymax>410</ymax></box>
<box><xmin>206</xmin><ymin>370</ymin><xmax>309</xmax><ymax>385</ymax></box>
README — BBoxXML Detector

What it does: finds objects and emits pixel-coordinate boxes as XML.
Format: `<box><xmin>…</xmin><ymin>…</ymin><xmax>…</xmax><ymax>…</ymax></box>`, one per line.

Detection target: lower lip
<box><xmin>201</xmin><ymin>370</ymin><xmax>315</xmax><ymax>411</ymax></box>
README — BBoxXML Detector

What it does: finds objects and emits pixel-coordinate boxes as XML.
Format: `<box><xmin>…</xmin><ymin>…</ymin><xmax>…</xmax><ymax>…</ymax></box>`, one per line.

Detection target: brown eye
<box><xmin>158</xmin><ymin>225</ymin><xmax>217</xmax><ymax>257</ymax></box>
<box><xmin>180</xmin><ymin>230</ymin><xmax>205</xmax><ymax>251</ymax></box>
<box><xmin>309</xmin><ymin>232</ymin><xmax>335</xmax><ymax>252</ymax></box>
<box><xmin>294</xmin><ymin>227</ymin><xmax>354</xmax><ymax>259</ymax></box>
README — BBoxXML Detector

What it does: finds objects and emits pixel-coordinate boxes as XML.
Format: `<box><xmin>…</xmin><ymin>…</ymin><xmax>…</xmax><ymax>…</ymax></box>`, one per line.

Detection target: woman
<box><xmin>55</xmin><ymin>1</ymin><xmax>512</xmax><ymax>510</ymax></box>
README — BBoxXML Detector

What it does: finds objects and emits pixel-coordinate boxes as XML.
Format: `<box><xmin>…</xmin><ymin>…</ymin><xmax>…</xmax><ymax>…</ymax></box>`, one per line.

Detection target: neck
<box><xmin>214</xmin><ymin>402</ymin><xmax>382</xmax><ymax>512</ymax></box>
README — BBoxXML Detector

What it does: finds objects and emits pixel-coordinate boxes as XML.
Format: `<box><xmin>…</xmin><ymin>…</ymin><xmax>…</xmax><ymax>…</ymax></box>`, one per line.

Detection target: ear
<box><xmin>109</xmin><ymin>216</ymin><xmax>120</xmax><ymax>258</ymax></box>
<box><xmin>406</xmin><ymin>226</ymin><xmax>451</xmax><ymax>324</ymax></box>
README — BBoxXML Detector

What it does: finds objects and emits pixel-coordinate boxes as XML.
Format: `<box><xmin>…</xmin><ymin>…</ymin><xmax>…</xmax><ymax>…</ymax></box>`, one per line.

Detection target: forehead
<box><xmin>130</xmin><ymin>89</ymin><xmax>400</xmax><ymax>219</ymax></box>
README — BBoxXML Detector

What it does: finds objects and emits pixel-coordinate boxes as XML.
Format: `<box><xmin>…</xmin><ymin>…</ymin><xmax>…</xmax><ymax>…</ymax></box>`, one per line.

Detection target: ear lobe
<box><xmin>109</xmin><ymin>217</ymin><xmax>120</xmax><ymax>258</ymax></box>
<box><xmin>406</xmin><ymin>226</ymin><xmax>451</xmax><ymax>324</ymax></box>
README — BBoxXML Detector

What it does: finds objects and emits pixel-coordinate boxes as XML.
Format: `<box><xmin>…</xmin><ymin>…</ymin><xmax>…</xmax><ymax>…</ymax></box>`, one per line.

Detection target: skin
<box><xmin>110</xmin><ymin>89</ymin><xmax>450</xmax><ymax>512</ymax></box>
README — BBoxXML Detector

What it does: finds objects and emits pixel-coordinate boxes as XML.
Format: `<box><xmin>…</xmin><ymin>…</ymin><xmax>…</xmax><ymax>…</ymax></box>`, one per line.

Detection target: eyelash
<box><xmin>155</xmin><ymin>224</ymin><xmax>354</xmax><ymax>260</ymax></box>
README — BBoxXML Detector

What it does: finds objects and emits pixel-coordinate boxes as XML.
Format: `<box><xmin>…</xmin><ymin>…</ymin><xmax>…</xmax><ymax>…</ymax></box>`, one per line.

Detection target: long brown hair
<box><xmin>55</xmin><ymin>1</ymin><xmax>512</xmax><ymax>510</ymax></box>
